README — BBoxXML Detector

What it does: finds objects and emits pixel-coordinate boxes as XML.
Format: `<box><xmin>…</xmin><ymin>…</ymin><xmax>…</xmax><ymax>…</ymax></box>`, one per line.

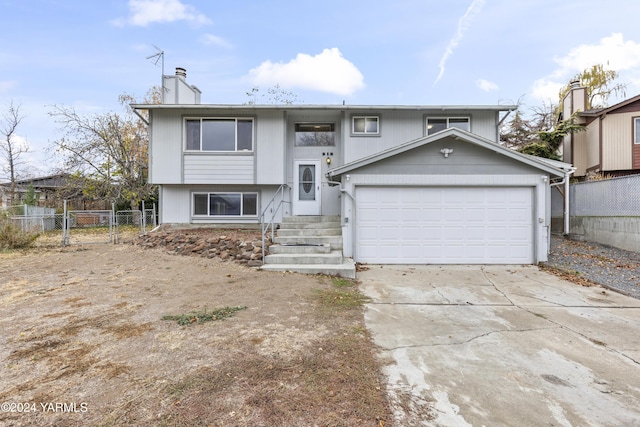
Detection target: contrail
<box><xmin>434</xmin><ymin>0</ymin><xmax>486</xmax><ymax>85</ymax></box>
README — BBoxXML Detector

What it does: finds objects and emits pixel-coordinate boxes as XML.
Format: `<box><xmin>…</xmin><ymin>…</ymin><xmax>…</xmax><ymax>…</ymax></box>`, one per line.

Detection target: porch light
<box><xmin>326</xmin><ymin>156</ymin><xmax>332</xmax><ymax>165</ymax></box>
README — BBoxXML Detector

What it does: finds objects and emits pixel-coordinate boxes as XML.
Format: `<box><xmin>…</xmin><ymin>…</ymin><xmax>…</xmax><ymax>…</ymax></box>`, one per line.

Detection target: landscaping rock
<box><xmin>134</xmin><ymin>229</ymin><xmax>269</xmax><ymax>266</ymax></box>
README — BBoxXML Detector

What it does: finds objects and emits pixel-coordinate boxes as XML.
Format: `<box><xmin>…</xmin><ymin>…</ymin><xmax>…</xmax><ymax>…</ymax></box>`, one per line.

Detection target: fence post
<box><xmin>62</xmin><ymin>200</ymin><xmax>68</xmax><ymax>246</ymax></box>
<box><xmin>153</xmin><ymin>203</ymin><xmax>157</xmax><ymax>229</ymax></box>
<box><xmin>141</xmin><ymin>200</ymin><xmax>146</xmax><ymax>234</ymax></box>
<box><xmin>112</xmin><ymin>203</ymin><xmax>116</xmax><ymax>244</ymax></box>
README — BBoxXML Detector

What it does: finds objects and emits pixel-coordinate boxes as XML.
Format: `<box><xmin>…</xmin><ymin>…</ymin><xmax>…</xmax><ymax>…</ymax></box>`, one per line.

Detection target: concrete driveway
<box><xmin>358</xmin><ymin>265</ymin><xmax>640</xmax><ymax>427</ymax></box>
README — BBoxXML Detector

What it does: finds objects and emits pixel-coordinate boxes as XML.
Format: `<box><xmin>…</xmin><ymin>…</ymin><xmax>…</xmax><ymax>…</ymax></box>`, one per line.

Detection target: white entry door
<box><xmin>293</xmin><ymin>160</ymin><xmax>321</xmax><ymax>215</ymax></box>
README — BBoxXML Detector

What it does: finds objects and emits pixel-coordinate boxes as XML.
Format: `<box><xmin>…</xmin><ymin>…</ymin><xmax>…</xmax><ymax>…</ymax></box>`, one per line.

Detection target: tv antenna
<box><xmin>146</xmin><ymin>45</ymin><xmax>165</xmax><ymax>102</ymax></box>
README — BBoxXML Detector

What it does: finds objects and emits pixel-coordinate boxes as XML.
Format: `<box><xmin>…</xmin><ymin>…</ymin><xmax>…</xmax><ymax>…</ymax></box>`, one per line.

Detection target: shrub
<box><xmin>0</xmin><ymin>212</ymin><xmax>39</xmax><ymax>250</ymax></box>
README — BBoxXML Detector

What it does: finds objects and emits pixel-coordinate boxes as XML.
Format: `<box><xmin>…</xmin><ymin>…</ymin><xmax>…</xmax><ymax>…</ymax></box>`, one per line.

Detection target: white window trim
<box><xmin>184</xmin><ymin>117</ymin><xmax>254</xmax><ymax>152</ymax></box>
<box><xmin>351</xmin><ymin>115</ymin><xmax>380</xmax><ymax>135</ymax></box>
<box><xmin>634</xmin><ymin>117</ymin><xmax>640</xmax><ymax>144</ymax></box>
<box><xmin>426</xmin><ymin>116</ymin><xmax>471</xmax><ymax>135</ymax></box>
<box><xmin>192</xmin><ymin>192</ymin><xmax>259</xmax><ymax>217</ymax></box>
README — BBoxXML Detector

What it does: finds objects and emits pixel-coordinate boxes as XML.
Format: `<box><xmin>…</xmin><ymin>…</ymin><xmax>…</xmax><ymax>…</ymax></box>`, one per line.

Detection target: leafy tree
<box><xmin>49</xmin><ymin>87</ymin><xmax>159</xmax><ymax>210</ymax></box>
<box><xmin>519</xmin><ymin>113</ymin><xmax>585</xmax><ymax>160</ymax></box>
<box><xmin>1</xmin><ymin>101</ymin><xmax>28</xmax><ymax>205</ymax></box>
<box><xmin>558</xmin><ymin>64</ymin><xmax>627</xmax><ymax>110</ymax></box>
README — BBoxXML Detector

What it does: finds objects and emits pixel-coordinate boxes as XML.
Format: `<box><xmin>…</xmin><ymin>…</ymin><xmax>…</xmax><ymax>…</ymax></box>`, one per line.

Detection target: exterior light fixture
<box><xmin>440</xmin><ymin>148</ymin><xmax>453</xmax><ymax>158</ymax></box>
<box><xmin>326</xmin><ymin>156</ymin><xmax>332</xmax><ymax>165</ymax></box>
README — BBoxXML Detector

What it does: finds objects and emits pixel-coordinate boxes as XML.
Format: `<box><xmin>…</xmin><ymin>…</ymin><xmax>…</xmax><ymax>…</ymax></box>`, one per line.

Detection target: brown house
<box><xmin>562</xmin><ymin>83</ymin><xmax>640</xmax><ymax>178</ymax></box>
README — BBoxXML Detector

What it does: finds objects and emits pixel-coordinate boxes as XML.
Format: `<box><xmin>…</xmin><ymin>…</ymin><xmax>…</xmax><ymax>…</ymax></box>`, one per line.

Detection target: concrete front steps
<box><xmin>260</xmin><ymin>216</ymin><xmax>356</xmax><ymax>278</ymax></box>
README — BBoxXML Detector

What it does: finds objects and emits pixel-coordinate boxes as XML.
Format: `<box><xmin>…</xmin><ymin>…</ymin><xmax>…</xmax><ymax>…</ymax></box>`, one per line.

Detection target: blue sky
<box><xmin>2</xmin><ymin>0</ymin><xmax>640</xmax><ymax>177</ymax></box>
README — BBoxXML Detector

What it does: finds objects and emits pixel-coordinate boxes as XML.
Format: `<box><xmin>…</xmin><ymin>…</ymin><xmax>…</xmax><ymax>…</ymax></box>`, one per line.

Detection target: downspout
<box><xmin>550</xmin><ymin>167</ymin><xmax>576</xmax><ymax>235</ymax></box>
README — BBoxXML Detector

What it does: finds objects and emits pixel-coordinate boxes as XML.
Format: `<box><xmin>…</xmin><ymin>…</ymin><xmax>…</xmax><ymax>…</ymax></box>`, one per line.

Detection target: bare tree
<box><xmin>1</xmin><ymin>101</ymin><xmax>29</xmax><ymax>205</ymax></box>
<box><xmin>49</xmin><ymin>88</ymin><xmax>158</xmax><ymax>210</ymax></box>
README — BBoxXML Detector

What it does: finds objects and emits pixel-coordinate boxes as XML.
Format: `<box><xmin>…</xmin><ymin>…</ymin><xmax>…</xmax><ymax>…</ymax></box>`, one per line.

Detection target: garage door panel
<box><xmin>356</xmin><ymin>187</ymin><xmax>534</xmax><ymax>264</ymax></box>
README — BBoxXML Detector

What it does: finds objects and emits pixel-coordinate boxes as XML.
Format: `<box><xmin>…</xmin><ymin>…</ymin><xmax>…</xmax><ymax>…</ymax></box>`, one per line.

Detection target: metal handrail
<box><xmin>260</xmin><ymin>184</ymin><xmax>290</xmax><ymax>261</ymax></box>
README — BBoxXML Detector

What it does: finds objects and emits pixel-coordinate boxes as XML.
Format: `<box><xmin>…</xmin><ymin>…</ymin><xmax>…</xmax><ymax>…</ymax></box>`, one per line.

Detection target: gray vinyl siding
<box><xmin>256</xmin><ymin>111</ymin><xmax>286</xmax><ymax>184</ymax></box>
<box><xmin>343</xmin><ymin>110</ymin><xmax>499</xmax><ymax>164</ymax></box>
<box><xmin>149</xmin><ymin>110</ymin><xmax>182</xmax><ymax>184</ymax></box>
<box><xmin>184</xmin><ymin>154</ymin><xmax>254</xmax><ymax>184</ymax></box>
<box><xmin>352</xmin><ymin>137</ymin><xmax>542</xmax><ymax>176</ymax></box>
<box><xmin>159</xmin><ymin>184</ymin><xmax>287</xmax><ymax>224</ymax></box>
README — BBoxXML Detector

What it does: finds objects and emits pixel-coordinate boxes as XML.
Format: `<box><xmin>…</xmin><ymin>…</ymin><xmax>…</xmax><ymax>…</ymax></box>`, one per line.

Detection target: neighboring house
<box><xmin>0</xmin><ymin>173</ymin><xmax>99</xmax><ymax>210</ymax></box>
<box><xmin>561</xmin><ymin>82</ymin><xmax>640</xmax><ymax>178</ymax></box>
<box><xmin>0</xmin><ymin>174</ymin><xmax>67</xmax><ymax>208</ymax></box>
<box><xmin>132</xmin><ymin>68</ymin><xmax>574</xmax><ymax>271</ymax></box>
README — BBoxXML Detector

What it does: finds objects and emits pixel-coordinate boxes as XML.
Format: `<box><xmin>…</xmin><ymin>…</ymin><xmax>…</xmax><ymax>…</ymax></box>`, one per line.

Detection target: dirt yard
<box><xmin>0</xmin><ymin>236</ymin><xmax>390</xmax><ymax>426</ymax></box>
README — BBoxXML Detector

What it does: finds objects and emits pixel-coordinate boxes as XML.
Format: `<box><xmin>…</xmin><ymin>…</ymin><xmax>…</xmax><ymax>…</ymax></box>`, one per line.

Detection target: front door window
<box><xmin>299</xmin><ymin>165</ymin><xmax>316</xmax><ymax>201</ymax></box>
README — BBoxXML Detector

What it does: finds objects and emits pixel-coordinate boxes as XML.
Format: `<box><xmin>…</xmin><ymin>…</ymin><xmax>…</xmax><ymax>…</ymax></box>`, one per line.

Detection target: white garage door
<box><xmin>356</xmin><ymin>187</ymin><xmax>534</xmax><ymax>264</ymax></box>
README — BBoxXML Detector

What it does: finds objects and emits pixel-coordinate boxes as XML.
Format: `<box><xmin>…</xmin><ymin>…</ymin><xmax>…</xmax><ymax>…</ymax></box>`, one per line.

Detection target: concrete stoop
<box><xmin>261</xmin><ymin>216</ymin><xmax>356</xmax><ymax>278</ymax></box>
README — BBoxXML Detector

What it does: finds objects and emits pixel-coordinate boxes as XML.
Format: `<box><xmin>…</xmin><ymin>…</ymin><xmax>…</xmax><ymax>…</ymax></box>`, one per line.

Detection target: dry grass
<box><xmin>152</xmin><ymin>329</ymin><xmax>388</xmax><ymax>427</ymax></box>
<box><xmin>0</xmin><ymin>244</ymin><xmax>392</xmax><ymax>427</ymax></box>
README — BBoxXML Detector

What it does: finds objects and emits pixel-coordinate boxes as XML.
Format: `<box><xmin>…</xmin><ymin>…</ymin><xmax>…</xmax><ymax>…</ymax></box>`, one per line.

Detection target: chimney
<box><xmin>175</xmin><ymin>67</ymin><xmax>187</xmax><ymax>79</ymax></box>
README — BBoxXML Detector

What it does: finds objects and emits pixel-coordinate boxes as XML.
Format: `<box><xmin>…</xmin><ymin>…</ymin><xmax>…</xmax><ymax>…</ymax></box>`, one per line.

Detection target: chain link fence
<box><xmin>1</xmin><ymin>202</ymin><xmax>157</xmax><ymax>246</ymax></box>
<box><xmin>552</xmin><ymin>174</ymin><xmax>640</xmax><ymax>217</ymax></box>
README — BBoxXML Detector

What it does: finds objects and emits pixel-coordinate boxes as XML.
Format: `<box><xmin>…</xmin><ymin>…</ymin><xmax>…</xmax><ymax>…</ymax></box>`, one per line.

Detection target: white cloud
<box><xmin>532</xmin><ymin>33</ymin><xmax>640</xmax><ymax>102</ymax></box>
<box><xmin>200</xmin><ymin>34</ymin><xmax>233</xmax><ymax>49</ymax></box>
<box><xmin>434</xmin><ymin>0</ymin><xmax>486</xmax><ymax>85</ymax></box>
<box><xmin>477</xmin><ymin>78</ymin><xmax>498</xmax><ymax>92</ymax></box>
<box><xmin>553</xmin><ymin>33</ymin><xmax>640</xmax><ymax>77</ymax></box>
<box><xmin>248</xmin><ymin>48</ymin><xmax>365</xmax><ymax>96</ymax></box>
<box><xmin>112</xmin><ymin>0</ymin><xmax>211</xmax><ymax>27</ymax></box>
<box><xmin>531</xmin><ymin>78</ymin><xmax>564</xmax><ymax>103</ymax></box>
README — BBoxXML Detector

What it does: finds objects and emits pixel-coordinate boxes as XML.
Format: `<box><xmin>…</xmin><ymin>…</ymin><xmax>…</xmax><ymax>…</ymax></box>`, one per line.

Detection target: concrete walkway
<box><xmin>358</xmin><ymin>265</ymin><xmax>640</xmax><ymax>427</ymax></box>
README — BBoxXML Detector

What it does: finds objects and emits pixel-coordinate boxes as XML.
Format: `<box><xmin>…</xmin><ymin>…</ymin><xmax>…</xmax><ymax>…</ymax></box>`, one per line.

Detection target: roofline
<box><xmin>579</xmin><ymin>93</ymin><xmax>640</xmax><ymax>117</ymax></box>
<box><xmin>327</xmin><ymin>127</ymin><xmax>572</xmax><ymax>178</ymax></box>
<box><xmin>131</xmin><ymin>103</ymin><xmax>517</xmax><ymax>112</ymax></box>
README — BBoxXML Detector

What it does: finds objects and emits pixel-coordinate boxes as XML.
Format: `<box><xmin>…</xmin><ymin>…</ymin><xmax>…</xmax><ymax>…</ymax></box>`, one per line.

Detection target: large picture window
<box><xmin>193</xmin><ymin>192</ymin><xmax>258</xmax><ymax>216</ymax></box>
<box><xmin>427</xmin><ymin>117</ymin><xmax>470</xmax><ymax>135</ymax></box>
<box><xmin>295</xmin><ymin>123</ymin><xmax>335</xmax><ymax>146</ymax></box>
<box><xmin>186</xmin><ymin>118</ymin><xmax>253</xmax><ymax>152</ymax></box>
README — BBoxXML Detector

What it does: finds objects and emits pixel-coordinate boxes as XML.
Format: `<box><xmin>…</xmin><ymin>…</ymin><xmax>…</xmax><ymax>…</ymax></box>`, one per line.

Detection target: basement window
<box><xmin>193</xmin><ymin>192</ymin><xmax>258</xmax><ymax>216</ymax></box>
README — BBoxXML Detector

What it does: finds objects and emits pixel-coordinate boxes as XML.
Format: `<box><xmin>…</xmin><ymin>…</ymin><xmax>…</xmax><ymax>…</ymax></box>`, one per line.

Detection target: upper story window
<box><xmin>634</xmin><ymin>117</ymin><xmax>640</xmax><ymax>144</ymax></box>
<box><xmin>295</xmin><ymin>123</ymin><xmax>335</xmax><ymax>146</ymax></box>
<box><xmin>185</xmin><ymin>118</ymin><xmax>253</xmax><ymax>152</ymax></box>
<box><xmin>352</xmin><ymin>116</ymin><xmax>379</xmax><ymax>135</ymax></box>
<box><xmin>427</xmin><ymin>117</ymin><xmax>470</xmax><ymax>135</ymax></box>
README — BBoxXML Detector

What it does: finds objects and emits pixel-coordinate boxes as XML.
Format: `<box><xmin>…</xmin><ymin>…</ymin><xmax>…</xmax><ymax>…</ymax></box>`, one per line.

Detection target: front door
<box><xmin>293</xmin><ymin>160</ymin><xmax>321</xmax><ymax>215</ymax></box>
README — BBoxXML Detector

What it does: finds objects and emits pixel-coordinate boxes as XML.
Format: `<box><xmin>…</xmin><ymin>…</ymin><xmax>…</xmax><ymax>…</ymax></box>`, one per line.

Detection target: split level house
<box><xmin>561</xmin><ymin>81</ymin><xmax>640</xmax><ymax>178</ymax></box>
<box><xmin>132</xmin><ymin>68</ymin><xmax>574</xmax><ymax>277</ymax></box>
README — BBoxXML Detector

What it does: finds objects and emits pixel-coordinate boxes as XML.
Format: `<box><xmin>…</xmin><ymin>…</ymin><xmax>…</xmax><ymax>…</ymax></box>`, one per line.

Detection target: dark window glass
<box><xmin>186</xmin><ymin>120</ymin><xmax>201</xmax><ymax>150</ymax></box>
<box><xmin>427</xmin><ymin>118</ymin><xmax>447</xmax><ymax>135</ymax></box>
<box><xmin>194</xmin><ymin>194</ymin><xmax>208</xmax><ymax>215</ymax></box>
<box><xmin>243</xmin><ymin>193</ymin><xmax>257</xmax><ymax>215</ymax></box>
<box><xmin>202</xmin><ymin>119</ymin><xmax>235</xmax><ymax>151</ymax></box>
<box><xmin>237</xmin><ymin>119</ymin><xmax>253</xmax><ymax>151</ymax></box>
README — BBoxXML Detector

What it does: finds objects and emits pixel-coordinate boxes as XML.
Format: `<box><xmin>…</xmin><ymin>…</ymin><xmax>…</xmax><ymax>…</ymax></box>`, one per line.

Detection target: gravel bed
<box><xmin>544</xmin><ymin>235</ymin><xmax>640</xmax><ymax>300</ymax></box>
